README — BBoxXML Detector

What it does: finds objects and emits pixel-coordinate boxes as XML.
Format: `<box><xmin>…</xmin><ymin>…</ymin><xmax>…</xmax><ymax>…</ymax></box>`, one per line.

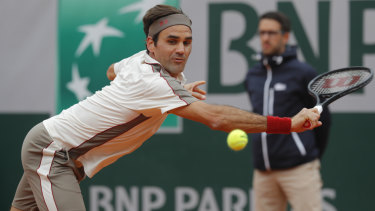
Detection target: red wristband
<box><xmin>266</xmin><ymin>116</ymin><xmax>291</xmax><ymax>134</ymax></box>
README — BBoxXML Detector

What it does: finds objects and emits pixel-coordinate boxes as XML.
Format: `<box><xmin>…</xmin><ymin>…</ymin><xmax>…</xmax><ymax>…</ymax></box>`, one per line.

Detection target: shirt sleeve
<box><xmin>114</xmin><ymin>57</ymin><xmax>130</xmax><ymax>75</ymax></box>
<box><xmin>138</xmin><ymin>69</ymin><xmax>198</xmax><ymax>114</ymax></box>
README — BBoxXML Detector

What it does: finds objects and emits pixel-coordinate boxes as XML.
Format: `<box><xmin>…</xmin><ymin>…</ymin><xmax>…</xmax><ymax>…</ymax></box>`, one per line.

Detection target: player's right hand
<box><xmin>291</xmin><ymin>108</ymin><xmax>322</xmax><ymax>132</ymax></box>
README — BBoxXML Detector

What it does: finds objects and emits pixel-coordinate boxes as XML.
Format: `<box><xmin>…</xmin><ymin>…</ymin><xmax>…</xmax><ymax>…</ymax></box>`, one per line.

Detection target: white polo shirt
<box><xmin>43</xmin><ymin>50</ymin><xmax>197</xmax><ymax>177</ymax></box>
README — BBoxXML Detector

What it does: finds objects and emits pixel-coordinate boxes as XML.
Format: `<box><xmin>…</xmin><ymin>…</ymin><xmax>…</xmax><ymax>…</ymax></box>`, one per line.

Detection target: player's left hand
<box><xmin>291</xmin><ymin>108</ymin><xmax>322</xmax><ymax>132</ymax></box>
<box><xmin>184</xmin><ymin>80</ymin><xmax>207</xmax><ymax>100</ymax></box>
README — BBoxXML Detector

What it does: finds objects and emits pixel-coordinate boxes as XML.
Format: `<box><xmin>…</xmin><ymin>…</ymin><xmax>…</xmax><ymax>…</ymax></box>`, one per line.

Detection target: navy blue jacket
<box><xmin>245</xmin><ymin>46</ymin><xmax>331</xmax><ymax>171</ymax></box>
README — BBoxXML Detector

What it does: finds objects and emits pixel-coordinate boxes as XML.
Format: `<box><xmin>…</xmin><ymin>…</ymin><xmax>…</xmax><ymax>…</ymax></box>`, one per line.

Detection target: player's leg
<box><xmin>46</xmin><ymin>149</ymin><xmax>86</xmax><ymax>210</ymax></box>
<box><xmin>20</xmin><ymin>122</ymin><xmax>86</xmax><ymax>210</ymax></box>
<box><xmin>11</xmin><ymin>123</ymin><xmax>44</xmax><ymax>211</ymax></box>
<box><xmin>22</xmin><ymin>152</ymin><xmax>86</xmax><ymax>210</ymax></box>
<box><xmin>253</xmin><ymin>170</ymin><xmax>287</xmax><ymax>211</ymax></box>
<box><xmin>11</xmin><ymin>169</ymin><xmax>85</xmax><ymax>211</ymax></box>
<box><xmin>11</xmin><ymin>174</ymin><xmax>39</xmax><ymax>211</ymax></box>
<box><xmin>278</xmin><ymin>159</ymin><xmax>322</xmax><ymax>211</ymax></box>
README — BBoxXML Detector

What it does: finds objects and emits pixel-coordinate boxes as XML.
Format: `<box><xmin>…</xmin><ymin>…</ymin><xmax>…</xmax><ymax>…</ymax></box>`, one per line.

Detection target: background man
<box><xmin>245</xmin><ymin>11</ymin><xmax>331</xmax><ymax>211</ymax></box>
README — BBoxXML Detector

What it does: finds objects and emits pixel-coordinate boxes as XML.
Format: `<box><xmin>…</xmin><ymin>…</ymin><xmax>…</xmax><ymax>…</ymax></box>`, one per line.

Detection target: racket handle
<box><xmin>303</xmin><ymin>105</ymin><xmax>323</xmax><ymax>128</ymax></box>
<box><xmin>314</xmin><ymin>105</ymin><xmax>323</xmax><ymax>114</ymax></box>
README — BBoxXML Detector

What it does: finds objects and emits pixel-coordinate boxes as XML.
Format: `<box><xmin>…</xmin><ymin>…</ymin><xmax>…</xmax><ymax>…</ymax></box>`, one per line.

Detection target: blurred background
<box><xmin>1</xmin><ymin>0</ymin><xmax>375</xmax><ymax>210</ymax></box>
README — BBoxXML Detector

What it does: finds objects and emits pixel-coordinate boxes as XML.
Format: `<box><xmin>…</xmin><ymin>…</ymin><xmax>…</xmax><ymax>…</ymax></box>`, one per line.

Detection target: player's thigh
<box><xmin>20</xmin><ymin>123</ymin><xmax>85</xmax><ymax>210</ymax></box>
<box><xmin>278</xmin><ymin>159</ymin><xmax>322</xmax><ymax>211</ymax></box>
<box><xmin>253</xmin><ymin>170</ymin><xmax>287</xmax><ymax>211</ymax></box>
<box><xmin>22</xmin><ymin>165</ymin><xmax>85</xmax><ymax>211</ymax></box>
<box><xmin>48</xmin><ymin>159</ymin><xmax>86</xmax><ymax>211</ymax></box>
<box><xmin>12</xmin><ymin>174</ymin><xmax>39</xmax><ymax>211</ymax></box>
<box><xmin>16</xmin><ymin>123</ymin><xmax>51</xmax><ymax>210</ymax></box>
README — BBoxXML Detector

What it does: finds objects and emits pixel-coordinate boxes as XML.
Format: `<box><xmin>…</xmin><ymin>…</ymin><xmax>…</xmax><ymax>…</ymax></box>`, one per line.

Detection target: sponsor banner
<box><xmin>88</xmin><ymin>185</ymin><xmax>336</xmax><ymax>211</ymax></box>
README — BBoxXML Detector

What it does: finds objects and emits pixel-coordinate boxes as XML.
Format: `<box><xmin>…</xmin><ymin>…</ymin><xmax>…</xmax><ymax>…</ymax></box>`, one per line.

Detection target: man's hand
<box><xmin>107</xmin><ymin>64</ymin><xmax>116</xmax><ymax>81</ymax></box>
<box><xmin>184</xmin><ymin>80</ymin><xmax>206</xmax><ymax>100</ymax></box>
<box><xmin>291</xmin><ymin>108</ymin><xmax>322</xmax><ymax>132</ymax></box>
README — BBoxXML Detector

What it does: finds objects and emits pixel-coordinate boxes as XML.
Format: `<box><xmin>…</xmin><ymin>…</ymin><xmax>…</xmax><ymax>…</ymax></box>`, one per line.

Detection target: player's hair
<box><xmin>143</xmin><ymin>5</ymin><xmax>186</xmax><ymax>52</ymax></box>
<box><xmin>259</xmin><ymin>11</ymin><xmax>291</xmax><ymax>33</ymax></box>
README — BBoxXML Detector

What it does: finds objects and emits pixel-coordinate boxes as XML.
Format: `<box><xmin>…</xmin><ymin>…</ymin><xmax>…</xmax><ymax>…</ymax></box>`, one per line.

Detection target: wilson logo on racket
<box><xmin>322</xmin><ymin>75</ymin><xmax>361</xmax><ymax>88</ymax></box>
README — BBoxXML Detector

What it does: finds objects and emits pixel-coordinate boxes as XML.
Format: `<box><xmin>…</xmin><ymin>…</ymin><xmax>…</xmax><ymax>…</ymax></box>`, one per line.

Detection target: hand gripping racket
<box><xmin>304</xmin><ymin>66</ymin><xmax>373</xmax><ymax>127</ymax></box>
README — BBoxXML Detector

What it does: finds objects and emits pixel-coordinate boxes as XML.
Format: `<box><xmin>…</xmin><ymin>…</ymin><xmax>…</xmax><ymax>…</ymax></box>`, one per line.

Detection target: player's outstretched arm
<box><xmin>170</xmin><ymin>101</ymin><xmax>321</xmax><ymax>134</ymax></box>
<box><xmin>170</xmin><ymin>101</ymin><xmax>266</xmax><ymax>133</ymax></box>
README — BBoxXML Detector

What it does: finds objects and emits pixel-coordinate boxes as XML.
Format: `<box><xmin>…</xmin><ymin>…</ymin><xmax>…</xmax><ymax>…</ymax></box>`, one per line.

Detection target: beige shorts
<box><xmin>12</xmin><ymin>123</ymin><xmax>86</xmax><ymax>211</ymax></box>
<box><xmin>253</xmin><ymin>159</ymin><xmax>322</xmax><ymax>211</ymax></box>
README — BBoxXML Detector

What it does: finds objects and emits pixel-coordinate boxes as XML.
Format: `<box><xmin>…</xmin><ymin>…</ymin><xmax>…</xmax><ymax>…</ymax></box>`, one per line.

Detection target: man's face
<box><xmin>147</xmin><ymin>25</ymin><xmax>192</xmax><ymax>77</ymax></box>
<box><xmin>258</xmin><ymin>18</ymin><xmax>289</xmax><ymax>56</ymax></box>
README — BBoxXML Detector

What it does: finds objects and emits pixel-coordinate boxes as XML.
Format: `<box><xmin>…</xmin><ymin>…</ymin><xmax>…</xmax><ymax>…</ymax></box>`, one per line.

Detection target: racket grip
<box><xmin>314</xmin><ymin>105</ymin><xmax>323</xmax><ymax>114</ymax></box>
<box><xmin>303</xmin><ymin>105</ymin><xmax>323</xmax><ymax>128</ymax></box>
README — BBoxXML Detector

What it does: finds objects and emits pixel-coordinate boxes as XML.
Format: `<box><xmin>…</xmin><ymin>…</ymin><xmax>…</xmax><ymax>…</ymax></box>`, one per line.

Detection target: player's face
<box><xmin>147</xmin><ymin>25</ymin><xmax>192</xmax><ymax>77</ymax></box>
<box><xmin>258</xmin><ymin>19</ymin><xmax>289</xmax><ymax>56</ymax></box>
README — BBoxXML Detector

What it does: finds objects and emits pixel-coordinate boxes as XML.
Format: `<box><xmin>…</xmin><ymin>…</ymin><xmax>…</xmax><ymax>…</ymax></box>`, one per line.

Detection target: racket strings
<box><xmin>310</xmin><ymin>70</ymin><xmax>371</xmax><ymax>95</ymax></box>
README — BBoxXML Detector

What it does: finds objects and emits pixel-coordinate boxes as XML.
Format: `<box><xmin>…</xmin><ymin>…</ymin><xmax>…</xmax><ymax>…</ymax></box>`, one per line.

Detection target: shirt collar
<box><xmin>143</xmin><ymin>51</ymin><xmax>187</xmax><ymax>84</ymax></box>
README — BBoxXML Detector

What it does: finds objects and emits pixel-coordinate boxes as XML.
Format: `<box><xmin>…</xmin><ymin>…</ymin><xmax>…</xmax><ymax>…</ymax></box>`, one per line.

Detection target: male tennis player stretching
<box><xmin>11</xmin><ymin>5</ymin><xmax>322</xmax><ymax>211</ymax></box>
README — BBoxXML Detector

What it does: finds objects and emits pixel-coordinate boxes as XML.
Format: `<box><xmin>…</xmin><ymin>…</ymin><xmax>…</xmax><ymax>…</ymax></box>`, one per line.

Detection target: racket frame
<box><xmin>307</xmin><ymin>66</ymin><xmax>373</xmax><ymax>113</ymax></box>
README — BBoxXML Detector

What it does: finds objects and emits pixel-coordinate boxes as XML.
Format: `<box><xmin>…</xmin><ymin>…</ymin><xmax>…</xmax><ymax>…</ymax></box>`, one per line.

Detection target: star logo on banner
<box><xmin>67</xmin><ymin>64</ymin><xmax>93</xmax><ymax>101</ymax></box>
<box><xmin>75</xmin><ymin>18</ymin><xmax>124</xmax><ymax>57</ymax></box>
<box><xmin>118</xmin><ymin>0</ymin><xmax>166</xmax><ymax>23</ymax></box>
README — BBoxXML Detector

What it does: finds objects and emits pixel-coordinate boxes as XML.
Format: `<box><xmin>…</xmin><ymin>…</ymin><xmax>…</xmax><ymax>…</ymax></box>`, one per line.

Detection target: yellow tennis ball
<box><xmin>227</xmin><ymin>129</ymin><xmax>248</xmax><ymax>151</ymax></box>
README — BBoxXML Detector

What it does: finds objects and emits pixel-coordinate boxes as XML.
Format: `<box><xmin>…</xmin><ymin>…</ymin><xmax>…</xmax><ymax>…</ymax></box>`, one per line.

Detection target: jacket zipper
<box><xmin>291</xmin><ymin>132</ymin><xmax>307</xmax><ymax>156</ymax></box>
<box><xmin>262</xmin><ymin>66</ymin><xmax>272</xmax><ymax>170</ymax></box>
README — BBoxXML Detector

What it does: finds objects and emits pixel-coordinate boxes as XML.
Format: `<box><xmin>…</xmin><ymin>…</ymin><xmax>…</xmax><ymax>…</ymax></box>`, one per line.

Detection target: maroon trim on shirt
<box><xmin>68</xmin><ymin>114</ymin><xmax>150</xmax><ymax>160</ymax></box>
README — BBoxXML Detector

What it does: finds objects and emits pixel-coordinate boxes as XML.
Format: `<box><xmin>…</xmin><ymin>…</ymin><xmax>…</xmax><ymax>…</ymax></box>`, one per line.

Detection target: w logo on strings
<box><xmin>322</xmin><ymin>75</ymin><xmax>361</xmax><ymax>88</ymax></box>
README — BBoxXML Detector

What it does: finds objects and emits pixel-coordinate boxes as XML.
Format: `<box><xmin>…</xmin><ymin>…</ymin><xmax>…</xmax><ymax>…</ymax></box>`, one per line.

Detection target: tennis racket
<box><xmin>304</xmin><ymin>66</ymin><xmax>373</xmax><ymax>127</ymax></box>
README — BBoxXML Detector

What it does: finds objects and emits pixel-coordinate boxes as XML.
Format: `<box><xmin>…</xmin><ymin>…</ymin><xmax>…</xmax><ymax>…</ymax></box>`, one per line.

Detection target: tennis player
<box><xmin>11</xmin><ymin>5</ymin><xmax>322</xmax><ymax>211</ymax></box>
